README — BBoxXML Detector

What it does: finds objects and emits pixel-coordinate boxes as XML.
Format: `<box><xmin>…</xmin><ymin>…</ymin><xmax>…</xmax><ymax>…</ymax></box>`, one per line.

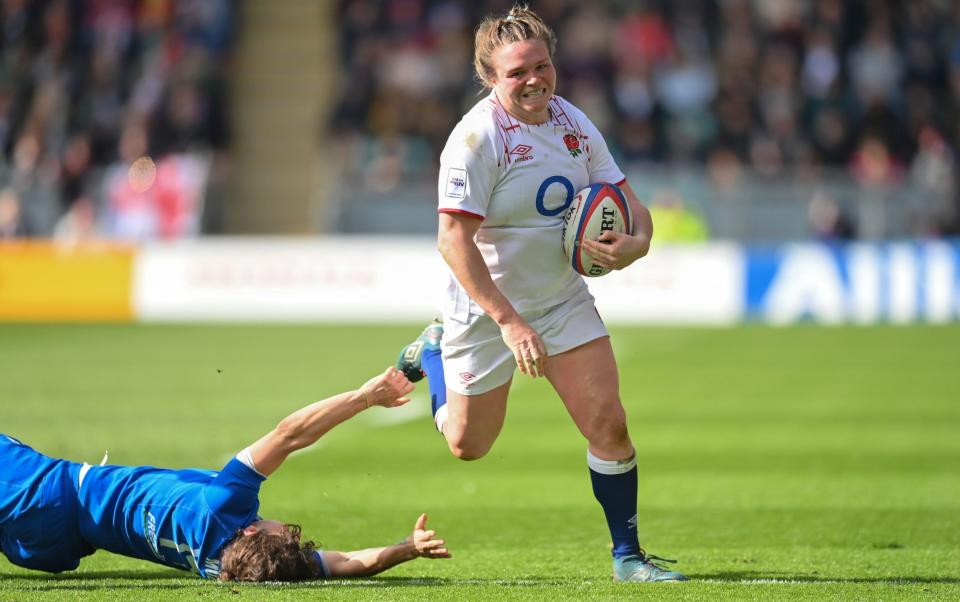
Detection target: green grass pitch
<box><xmin>1</xmin><ymin>323</ymin><xmax>958</xmax><ymax>601</ymax></box>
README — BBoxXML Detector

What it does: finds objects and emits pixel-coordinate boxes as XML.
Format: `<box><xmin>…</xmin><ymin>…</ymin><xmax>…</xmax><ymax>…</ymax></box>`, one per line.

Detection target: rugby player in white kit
<box><xmin>397</xmin><ymin>5</ymin><xmax>687</xmax><ymax>583</ymax></box>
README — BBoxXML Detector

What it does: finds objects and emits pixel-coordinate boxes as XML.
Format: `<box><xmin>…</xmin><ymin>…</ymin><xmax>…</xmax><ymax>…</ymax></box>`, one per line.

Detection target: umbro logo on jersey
<box><xmin>509</xmin><ymin>144</ymin><xmax>534</xmax><ymax>163</ymax></box>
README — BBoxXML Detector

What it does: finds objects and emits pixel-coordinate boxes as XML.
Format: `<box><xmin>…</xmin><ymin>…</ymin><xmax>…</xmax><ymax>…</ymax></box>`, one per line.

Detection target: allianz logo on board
<box><xmin>745</xmin><ymin>242</ymin><xmax>959</xmax><ymax>324</ymax></box>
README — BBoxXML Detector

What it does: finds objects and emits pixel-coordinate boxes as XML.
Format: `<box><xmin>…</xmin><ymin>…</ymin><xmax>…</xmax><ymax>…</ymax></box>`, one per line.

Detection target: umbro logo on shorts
<box><xmin>459</xmin><ymin>372</ymin><xmax>476</xmax><ymax>382</ymax></box>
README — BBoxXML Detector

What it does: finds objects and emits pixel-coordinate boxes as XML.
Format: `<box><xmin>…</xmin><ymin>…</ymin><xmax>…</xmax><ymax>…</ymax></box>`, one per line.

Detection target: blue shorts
<box><xmin>0</xmin><ymin>434</ymin><xmax>94</xmax><ymax>573</ymax></box>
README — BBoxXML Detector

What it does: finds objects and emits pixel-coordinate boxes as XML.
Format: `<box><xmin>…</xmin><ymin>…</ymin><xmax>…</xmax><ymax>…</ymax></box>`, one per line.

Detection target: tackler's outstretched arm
<box><xmin>246</xmin><ymin>367</ymin><xmax>414</xmax><ymax>476</ymax></box>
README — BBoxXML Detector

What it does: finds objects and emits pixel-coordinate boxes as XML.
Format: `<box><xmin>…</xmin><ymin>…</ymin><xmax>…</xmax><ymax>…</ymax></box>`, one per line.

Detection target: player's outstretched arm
<box><xmin>323</xmin><ymin>513</ymin><xmax>451</xmax><ymax>578</ymax></box>
<box><xmin>247</xmin><ymin>367</ymin><xmax>413</xmax><ymax>476</ymax></box>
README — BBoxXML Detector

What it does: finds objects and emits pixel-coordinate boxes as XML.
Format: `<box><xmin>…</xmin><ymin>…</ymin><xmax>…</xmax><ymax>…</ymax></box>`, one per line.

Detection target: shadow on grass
<box><xmin>0</xmin><ymin>574</ymin><xmax>572</xmax><ymax>591</ymax></box>
<box><xmin>0</xmin><ymin>569</ymin><xmax>198</xmax><ymax>592</ymax></box>
<box><xmin>705</xmin><ymin>571</ymin><xmax>960</xmax><ymax>585</ymax></box>
<box><xmin>6</xmin><ymin>571</ymin><xmax>959</xmax><ymax>590</ymax></box>
<box><xmin>313</xmin><ymin>576</ymin><xmax>568</xmax><ymax>588</ymax></box>
<box><xmin>0</xmin><ymin>569</ymin><xmax>186</xmax><ymax>581</ymax></box>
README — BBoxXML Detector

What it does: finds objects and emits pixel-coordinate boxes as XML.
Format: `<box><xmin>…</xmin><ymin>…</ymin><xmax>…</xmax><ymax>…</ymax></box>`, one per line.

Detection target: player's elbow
<box><xmin>272</xmin><ymin>417</ymin><xmax>307</xmax><ymax>453</ymax></box>
<box><xmin>635</xmin><ymin>234</ymin><xmax>651</xmax><ymax>259</ymax></box>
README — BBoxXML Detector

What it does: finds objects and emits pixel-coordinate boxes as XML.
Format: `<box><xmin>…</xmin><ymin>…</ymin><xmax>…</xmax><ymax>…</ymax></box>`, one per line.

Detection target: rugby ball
<box><xmin>561</xmin><ymin>182</ymin><xmax>633</xmax><ymax>277</ymax></box>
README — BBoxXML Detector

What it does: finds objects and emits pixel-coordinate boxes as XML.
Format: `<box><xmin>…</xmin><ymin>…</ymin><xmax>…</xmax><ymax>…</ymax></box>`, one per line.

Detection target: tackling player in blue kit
<box><xmin>0</xmin><ymin>367</ymin><xmax>451</xmax><ymax>581</ymax></box>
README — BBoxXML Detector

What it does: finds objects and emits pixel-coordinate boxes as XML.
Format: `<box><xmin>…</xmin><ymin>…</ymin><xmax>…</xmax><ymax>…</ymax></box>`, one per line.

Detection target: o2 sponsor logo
<box><xmin>535</xmin><ymin>175</ymin><xmax>574</xmax><ymax>217</ymax></box>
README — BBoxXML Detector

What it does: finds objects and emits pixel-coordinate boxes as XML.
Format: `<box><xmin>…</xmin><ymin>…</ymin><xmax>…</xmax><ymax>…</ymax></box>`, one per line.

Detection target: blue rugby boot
<box><xmin>613</xmin><ymin>550</ymin><xmax>689</xmax><ymax>582</ymax></box>
<box><xmin>395</xmin><ymin>320</ymin><xmax>443</xmax><ymax>383</ymax></box>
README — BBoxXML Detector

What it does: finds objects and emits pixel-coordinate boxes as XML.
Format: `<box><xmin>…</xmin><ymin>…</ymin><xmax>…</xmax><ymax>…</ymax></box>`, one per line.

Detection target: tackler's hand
<box><xmin>411</xmin><ymin>513</ymin><xmax>451</xmax><ymax>559</ymax></box>
<box><xmin>359</xmin><ymin>367</ymin><xmax>415</xmax><ymax>408</ymax></box>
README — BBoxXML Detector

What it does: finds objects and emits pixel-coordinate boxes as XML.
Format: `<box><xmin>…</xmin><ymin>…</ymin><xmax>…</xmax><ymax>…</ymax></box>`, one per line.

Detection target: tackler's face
<box><xmin>490</xmin><ymin>38</ymin><xmax>556</xmax><ymax>125</ymax></box>
<box><xmin>243</xmin><ymin>519</ymin><xmax>287</xmax><ymax>537</ymax></box>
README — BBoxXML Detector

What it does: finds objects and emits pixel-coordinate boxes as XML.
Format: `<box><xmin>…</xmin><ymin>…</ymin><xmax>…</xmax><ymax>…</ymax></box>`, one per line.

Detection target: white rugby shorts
<box><xmin>441</xmin><ymin>287</ymin><xmax>608</xmax><ymax>395</ymax></box>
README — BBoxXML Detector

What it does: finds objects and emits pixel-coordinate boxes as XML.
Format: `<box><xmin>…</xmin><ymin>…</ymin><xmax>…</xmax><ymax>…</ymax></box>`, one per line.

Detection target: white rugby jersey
<box><xmin>438</xmin><ymin>91</ymin><xmax>626</xmax><ymax>320</ymax></box>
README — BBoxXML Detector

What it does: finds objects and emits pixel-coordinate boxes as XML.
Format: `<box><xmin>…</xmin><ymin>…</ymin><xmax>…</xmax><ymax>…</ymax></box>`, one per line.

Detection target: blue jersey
<box><xmin>0</xmin><ymin>435</ymin><xmax>93</xmax><ymax>573</ymax></box>
<box><xmin>76</xmin><ymin>458</ymin><xmax>265</xmax><ymax>579</ymax></box>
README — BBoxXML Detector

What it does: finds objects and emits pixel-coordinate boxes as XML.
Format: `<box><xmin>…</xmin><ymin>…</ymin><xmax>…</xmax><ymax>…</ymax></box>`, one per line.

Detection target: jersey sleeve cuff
<box><xmin>438</xmin><ymin>208</ymin><xmax>484</xmax><ymax>220</ymax></box>
<box><xmin>312</xmin><ymin>550</ymin><xmax>331</xmax><ymax>578</ymax></box>
<box><xmin>235</xmin><ymin>447</ymin><xmax>267</xmax><ymax>479</ymax></box>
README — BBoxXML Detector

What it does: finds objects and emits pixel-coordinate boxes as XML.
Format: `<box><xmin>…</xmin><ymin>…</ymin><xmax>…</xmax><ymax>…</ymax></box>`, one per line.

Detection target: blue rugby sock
<box><xmin>421</xmin><ymin>347</ymin><xmax>448</xmax><ymax>430</ymax></box>
<box><xmin>587</xmin><ymin>450</ymin><xmax>640</xmax><ymax>558</ymax></box>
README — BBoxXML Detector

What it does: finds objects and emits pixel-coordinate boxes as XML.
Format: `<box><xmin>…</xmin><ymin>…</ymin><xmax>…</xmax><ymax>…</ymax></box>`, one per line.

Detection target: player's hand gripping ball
<box><xmin>561</xmin><ymin>182</ymin><xmax>633</xmax><ymax>277</ymax></box>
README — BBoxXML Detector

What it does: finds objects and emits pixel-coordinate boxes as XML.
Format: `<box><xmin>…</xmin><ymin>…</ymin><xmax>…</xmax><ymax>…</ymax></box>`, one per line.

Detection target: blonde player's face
<box><xmin>490</xmin><ymin>38</ymin><xmax>556</xmax><ymax>124</ymax></box>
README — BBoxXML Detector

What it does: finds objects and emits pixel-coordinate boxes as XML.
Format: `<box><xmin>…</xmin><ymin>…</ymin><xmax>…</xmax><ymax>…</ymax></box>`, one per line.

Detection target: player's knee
<box><xmin>445</xmin><ymin>434</ymin><xmax>492</xmax><ymax>461</ymax></box>
<box><xmin>451</xmin><ymin>446</ymin><xmax>487</xmax><ymax>461</ymax></box>
<box><xmin>584</xmin><ymin>404</ymin><xmax>629</xmax><ymax>447</ymax></box>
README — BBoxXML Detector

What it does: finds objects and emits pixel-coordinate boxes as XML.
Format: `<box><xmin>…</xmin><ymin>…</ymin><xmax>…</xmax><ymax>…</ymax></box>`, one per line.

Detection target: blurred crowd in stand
<box><xmin>4</xmin><ymin>0</ymin><xmax>956</xmax><ymax>242</ymax></box>
<box><xmin>0</xmin><ymin>0</ymin><xmax>232</xmax><ymax>242</ymax></box>
<box><xmin>332</xmin><ymin>0</ymin><xmax>960</xmax><ymax>240</ymax></box>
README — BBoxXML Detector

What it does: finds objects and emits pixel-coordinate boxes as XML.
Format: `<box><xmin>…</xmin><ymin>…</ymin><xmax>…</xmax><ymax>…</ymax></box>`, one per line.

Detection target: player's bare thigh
<box><xmin>545</xmin><ymin>336</ymin><xmax>633</xmax><ymax>460</ymax></box>
<box><xmin>442</xmin><ymin>379</ymin><xmax>512</xmax><ymax>461</ymax></box>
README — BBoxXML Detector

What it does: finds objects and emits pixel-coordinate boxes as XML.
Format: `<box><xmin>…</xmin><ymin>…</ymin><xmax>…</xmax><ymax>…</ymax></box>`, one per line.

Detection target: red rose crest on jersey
<box><xmin>563</xmin><ymin>134</ymin><xmax>582</xmax><ymax>158</ymax></box>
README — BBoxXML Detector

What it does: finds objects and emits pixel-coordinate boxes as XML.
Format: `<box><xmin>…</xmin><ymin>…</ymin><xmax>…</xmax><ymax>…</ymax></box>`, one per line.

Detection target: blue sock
<box><xmin>421</xmin><ymin>347</ymin><xmax>447</xmax><ymax>419</ymax></box>
<box><xmin>587</xmin><ymin>450</ymin><xmax>640</xmax><ymax>558</ymax></box>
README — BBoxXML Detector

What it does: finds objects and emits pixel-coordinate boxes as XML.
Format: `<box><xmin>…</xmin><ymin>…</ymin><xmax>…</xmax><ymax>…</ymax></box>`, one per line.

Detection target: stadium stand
<box><xmin>1</xmin><ymin>1</ymin><xmax>957</xmax><ymax>240</ymax></box>
<box><xmin>330</xmin><ymin>0</ymin><xmax>960</xmax><ymax>240</ymax></box>
<box><xmin>0</xmin><ymin>0</ymin><xmax>232</xmax><ymax>240</ymax></box>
